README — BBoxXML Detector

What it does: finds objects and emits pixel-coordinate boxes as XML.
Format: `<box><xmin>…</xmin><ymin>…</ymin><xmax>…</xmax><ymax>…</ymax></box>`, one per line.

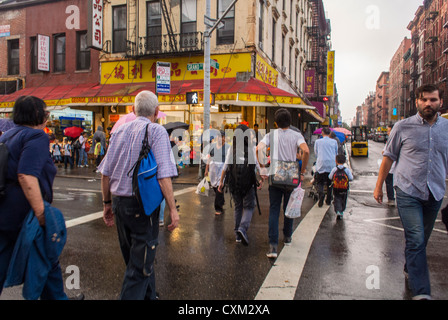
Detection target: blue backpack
<box><xmin>128</xmin><ymin>124</ymin><xmax>164</xmax><ymax>216</ymax></box>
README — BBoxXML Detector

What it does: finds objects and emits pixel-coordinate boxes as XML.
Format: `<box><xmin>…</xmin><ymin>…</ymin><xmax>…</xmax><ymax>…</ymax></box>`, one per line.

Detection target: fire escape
<box><xmin>126</xmin><ymin>0</ymin><xmax>203</xmax><ymax>58</ymax></box>
<box><xmin>306</xmin><ymin>0</ymin><xmax>330</xmax><ymax>100</ymax></box>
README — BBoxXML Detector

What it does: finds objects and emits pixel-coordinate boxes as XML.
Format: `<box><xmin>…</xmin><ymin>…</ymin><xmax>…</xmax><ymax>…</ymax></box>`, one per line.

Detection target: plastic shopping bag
<box><xmin>196</xmin><ymin>178</ymin><xmax>210</xmax><ymax>197</ymax></box>
<box><xmin>285</xmin><ymin>185</ymin><xmax>305</xmax><ymax>219</ymax></box>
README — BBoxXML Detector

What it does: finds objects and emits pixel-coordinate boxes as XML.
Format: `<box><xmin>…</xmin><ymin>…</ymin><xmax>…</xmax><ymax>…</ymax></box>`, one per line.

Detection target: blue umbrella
<box><xmin>333</xmin><ymin>131</ymin><xmax>346</xmax><ymax>143</ymax></box>
<box><xmin>0</xmin><ymin>119</ymin><xmax>15</xmax><ymax>132</ymax></box>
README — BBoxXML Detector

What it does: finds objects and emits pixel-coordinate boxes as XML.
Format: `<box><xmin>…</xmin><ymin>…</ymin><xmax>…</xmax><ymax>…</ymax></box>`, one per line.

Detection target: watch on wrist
<box><xmin>103</xmin><ymin>200</ymin><xmax>112</xmax><ymax>204</ymax></box>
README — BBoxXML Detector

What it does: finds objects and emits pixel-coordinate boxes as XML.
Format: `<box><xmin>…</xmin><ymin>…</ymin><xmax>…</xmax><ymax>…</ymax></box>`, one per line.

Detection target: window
<box><xmin>30</xmin><ymin>37</ymin><xmax>38</xmax><ymax>74</ymax></box>
<box><xmin>258</xmin><ymin>0</ymin><xmax>264</xmax><ymax>48</ymax></box>
<box><xmin>8</xmin><ymin>39</ymin><xmax>19</xmax><ymax>75</ymax></box>
<box><xmin>181</xmin><ymin>0</ymin><xmax>197</xmax><ymax>48</ymax></box>
<box><xmin>77</xmin><ymin>31</ymin><xmax>90</xmax><ymax>70</ymax></box>
<box><xmin>217</xmin><ymin>0</ymin><xmax>235</xmax><ymax>45</ymax></box>
<box><xmin>113</xmin><ymin>5</ymin><xmax>127</xmax><ymax>53</ymax></box>
<box><xmin>146</xmin><ymin>0</ymin><xmax>162</xmax><ymax>52</ymax></box>
<box><xmin>54</xmin><ymin>33</ymin><xmax>66</xmax><ymax>72</ymax></box>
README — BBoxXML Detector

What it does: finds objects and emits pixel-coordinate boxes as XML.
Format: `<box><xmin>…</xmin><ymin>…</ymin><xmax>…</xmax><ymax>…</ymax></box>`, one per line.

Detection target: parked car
<box><xmin>373</xmin><ymin>133</ymin><xmax>387</xmax><ymax>142</ymax></box>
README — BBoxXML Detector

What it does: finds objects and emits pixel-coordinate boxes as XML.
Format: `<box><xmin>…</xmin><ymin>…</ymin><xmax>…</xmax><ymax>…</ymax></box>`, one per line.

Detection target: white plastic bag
<box><xmin>285</xmin><ymin>186</ymin><xmax>305</xmax><ymax>219</ymax></box>
<box><xmin>196</xmin><ymin>178</ymin><xmax>210</xmax><ymax>197</ymax></box>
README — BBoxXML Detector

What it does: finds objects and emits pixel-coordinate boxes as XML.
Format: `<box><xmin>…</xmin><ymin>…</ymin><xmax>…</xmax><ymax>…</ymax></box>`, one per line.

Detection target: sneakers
<box><xmin>336</xmin><ymin>212</ymin><xmax>344</xmax><ymax>220</ymax></box>
<box><xmin>266</xmin><ymin>245</ymin><xmax>278</xmax><ymax>259</ymax></box>
<box><xmin>387</xmin><ymin>200</ymin><xmax>396</xmax><ymax>207</ymax></box>
<box><xmin>284</xmin><ymin>237</ymin><xmax>292</xmax><ymax>246</ymax></box>
<box><xmin>237</xmin><ymin>229</ymin><xmax>249</xmax><ymax>246</ymax></box>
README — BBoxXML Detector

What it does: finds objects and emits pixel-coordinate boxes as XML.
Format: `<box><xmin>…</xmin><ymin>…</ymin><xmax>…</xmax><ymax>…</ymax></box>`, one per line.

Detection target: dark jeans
<box><xmin>213</xmin><ymin>187</ymin><xmax>225</xmax><ymax>213</ymax></box>
<box><xmin>385</xmin><ymin>173</ymin><xmax>395</xmax><ymax>200</ymax></box>
<box><xmin>317</xmin><ymin>172</ymin><xmax>333</xmax><ymax>204</ymax></box>
<box><xmin>64</xmin><ymin>155</ymin><xmax>74</xmax><ymax>169</ymax></box>
<box><xmin>333</xmin><ymin>190</ymin><xmax>348</xmax><ymax>213</ymax></box>
<box><xmin>395</xmin><ymin>187</ymin><xmax>442</xmax><ymax>298</ymax></box>
<box><xmin>0</xmin><ymin>229</ymin><xmax>67</xmax><ymax>300</ymax></box>
<box><xmin>268</xmin><ymin>185</ymin><xmax>294</xmax><ymax>246</ymax></box>
<box><xmin>113</xmin><ymin>196</ymin><xmax>160</xmax><ymax>300</ymax></box>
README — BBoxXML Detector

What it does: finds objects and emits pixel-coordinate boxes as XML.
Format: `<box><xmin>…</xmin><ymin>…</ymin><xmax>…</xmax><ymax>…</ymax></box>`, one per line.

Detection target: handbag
<box><xmin>285</xmin><ymin>185</ymin><xmax>305</xmax><ymax>219</ymax></box>
<box><xmin>128</xmin><ymin>124</ymin><xmax>164</xmax><ymax>216</ymax></box>
<box><xmin>196</xmin><ymin>177</ymin><xmax>210</xmax><ymax>197</ymax></box>
<box><xmin>268</xmin><ymin>160</ymin><xmax>301</xmax><ymax>190</ymax></box>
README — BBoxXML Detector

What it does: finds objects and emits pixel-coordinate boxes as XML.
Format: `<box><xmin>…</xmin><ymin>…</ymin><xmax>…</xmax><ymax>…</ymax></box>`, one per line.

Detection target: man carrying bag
<box><xmin>98</xmin><ymin>91</ymin><xmax>179</xmax><ymax>300</ymax></box>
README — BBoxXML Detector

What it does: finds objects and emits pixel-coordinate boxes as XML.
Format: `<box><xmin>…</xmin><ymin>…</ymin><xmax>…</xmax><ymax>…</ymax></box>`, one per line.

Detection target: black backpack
<box><xmin>226</xmin><ymin>160</ymin><xmax>257</xmax><ymax>197</ymax></box>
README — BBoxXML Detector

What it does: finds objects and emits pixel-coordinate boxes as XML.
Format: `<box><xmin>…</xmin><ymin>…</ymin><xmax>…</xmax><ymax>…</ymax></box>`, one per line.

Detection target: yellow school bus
<box><xmin>351</xmin><ymin>126</ymin><xmax>369</xmax><ymax>157</ymax></box>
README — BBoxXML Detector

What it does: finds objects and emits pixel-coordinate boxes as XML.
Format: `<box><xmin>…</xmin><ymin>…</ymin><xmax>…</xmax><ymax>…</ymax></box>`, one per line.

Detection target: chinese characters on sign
<box><xmin>88</xmin><ymin>0</ymin><xmax>103</xmax><ymax>50</ymax></box>
<box><xmin>304</xmin><ymin>70</ymin><xmax>315</xmax><ymax>96</ymax></box>
<box><xmin>37</xmin><ymin>34</ymin><xmax>50</xmax><ymax>72</ymax></box>
<box><xmin>255</xmin><ymin>54</ymin><xmax>279</xmax><ymax>87</ymax></box>
<box><xmin>326</xmin><ymin>51</ymin><xmax>335</xmax><ymax>97</ymax></box>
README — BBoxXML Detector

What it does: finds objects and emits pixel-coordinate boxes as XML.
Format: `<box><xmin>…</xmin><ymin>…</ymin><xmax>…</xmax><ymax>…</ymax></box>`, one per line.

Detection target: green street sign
<box><xmin>187</xmin><ymin>63</ymin><xmax>203</xmax><ymax>71</ymax></box>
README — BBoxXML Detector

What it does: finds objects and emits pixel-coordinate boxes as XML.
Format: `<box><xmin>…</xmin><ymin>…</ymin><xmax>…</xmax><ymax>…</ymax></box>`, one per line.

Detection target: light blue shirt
<box><xmin>314</xmin><ymin>136</ymin><xmax>338</xmax><ymax>173</ymax></box>
<box><xmin>384</xmin><ymin>113</ymin><xmax>448</xmax><ymax>201</ymax></box>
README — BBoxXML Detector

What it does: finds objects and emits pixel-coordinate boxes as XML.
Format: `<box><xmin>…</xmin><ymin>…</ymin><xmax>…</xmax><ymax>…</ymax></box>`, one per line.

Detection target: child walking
<box><xmin>328</xmin><ymin>154</ymin><xmax>353</xmax><ymax>220</ymax></box>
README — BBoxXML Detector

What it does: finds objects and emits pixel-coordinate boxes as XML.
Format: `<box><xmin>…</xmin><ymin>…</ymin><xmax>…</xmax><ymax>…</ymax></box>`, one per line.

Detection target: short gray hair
<box><xmin>135</xmin><ymin>91</ymin><xmax>158</xmax><ymax>117</ymax></box>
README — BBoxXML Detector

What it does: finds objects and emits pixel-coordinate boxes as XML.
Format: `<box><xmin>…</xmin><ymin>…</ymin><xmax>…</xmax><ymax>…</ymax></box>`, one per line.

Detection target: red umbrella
<box><xmin>64</xmin><ymin>126</ymin><xmax>84</xmax><ymax>139</ymax></box>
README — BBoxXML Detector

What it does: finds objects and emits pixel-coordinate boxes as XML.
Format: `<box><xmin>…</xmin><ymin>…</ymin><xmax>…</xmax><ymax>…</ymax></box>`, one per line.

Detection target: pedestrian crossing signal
<box><xmin>186</xmin><ymin>92</ymin><xmax>199</xmax><ymax>105</ymax></box>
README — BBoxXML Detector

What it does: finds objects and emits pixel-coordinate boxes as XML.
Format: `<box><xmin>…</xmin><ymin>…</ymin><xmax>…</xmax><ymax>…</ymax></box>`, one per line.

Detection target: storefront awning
<box><xmin>0</xmin><ymin>78</ymin><xmax>315</xmax><ymax>110</ymax></box>
<box><xmin>305</xmin><ymin>109</ymin><xmax>325</xmax><ymax>123</ymax></box>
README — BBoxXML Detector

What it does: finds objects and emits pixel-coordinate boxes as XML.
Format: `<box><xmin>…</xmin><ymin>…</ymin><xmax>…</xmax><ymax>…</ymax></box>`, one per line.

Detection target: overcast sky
<box><xmin>323</xmin><ymin>0</ymin><xmax>423</xmax><ymax>123</ymax></box>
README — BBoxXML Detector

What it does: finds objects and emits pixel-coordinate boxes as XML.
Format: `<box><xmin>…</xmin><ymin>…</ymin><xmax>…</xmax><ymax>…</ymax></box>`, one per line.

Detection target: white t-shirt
<box><xmin>260</xmin><ymin>128</ymin><xmax>306</xmax><ymax>162</ymax></box>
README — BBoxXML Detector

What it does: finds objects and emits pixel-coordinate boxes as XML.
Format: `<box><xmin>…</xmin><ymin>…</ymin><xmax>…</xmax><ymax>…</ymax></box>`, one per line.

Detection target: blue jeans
<box><xmin>113</xmin><ymin>196</ymin><xmax>160</xmax><ymax>300</ymax></box>
<box><xmin>395</xmin><ymin>187</ymin><xmax>442</xmax><ymax>298</ymax></box>
<box><xmin>78</xmin><ymin>149</ymin><xmax>88</xmax><ymax>166</ymax></box>
<box><xmin>233</xmin><ymin>187</ymin><xmax>255</xmax><ymax>234</ymax></box>
<box><xmin>268</xmin><ymin>186</ymin><xmax>294</xmax><ymax>246</ymax></box>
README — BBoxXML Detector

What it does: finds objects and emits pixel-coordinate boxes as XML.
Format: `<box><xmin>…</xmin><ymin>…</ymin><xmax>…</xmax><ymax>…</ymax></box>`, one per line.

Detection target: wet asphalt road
<box><xmin>1</xmin><ymin>140</ymin><xmax>447</xmax><ymax>300</ymax></box>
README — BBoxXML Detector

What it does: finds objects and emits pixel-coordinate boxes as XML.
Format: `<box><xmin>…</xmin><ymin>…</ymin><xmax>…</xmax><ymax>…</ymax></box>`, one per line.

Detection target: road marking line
<box><xmin>255</xmin><ymin>203</ymin><xmax>329</xmax><ymax>300</ymax></box>
<box><xmin>64</xmin><ymin>187</ymin><xmax>197</xmax><ymax>229</ymax></box>
<box><xmin>364</xmin><ymin>217</ymin><xmax>448</xmax><ymax>235</ymax></box>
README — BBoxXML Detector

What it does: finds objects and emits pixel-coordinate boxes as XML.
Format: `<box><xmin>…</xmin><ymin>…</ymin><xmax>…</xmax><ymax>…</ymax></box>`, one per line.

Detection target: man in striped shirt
<box><xmin>99</xmin><ymin>90</ymin><xmax>179</xmax><ymax>300</ymax></box>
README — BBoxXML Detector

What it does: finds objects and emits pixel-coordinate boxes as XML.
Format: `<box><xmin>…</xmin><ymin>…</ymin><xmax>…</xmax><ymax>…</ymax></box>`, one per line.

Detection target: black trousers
<box><xmin>213</xmin><ymin>187</ymin><xmax>225</xmax><ymax>213</ymax></box>
<box><xmin>333</xmin><ymin>190</ymin><xmax>348</xmax><ymax>213</ymax></box>
<box><xmin>317</xmin><ymin>172</ymin><xmax>333</xmax><ymax>204</ymax></box>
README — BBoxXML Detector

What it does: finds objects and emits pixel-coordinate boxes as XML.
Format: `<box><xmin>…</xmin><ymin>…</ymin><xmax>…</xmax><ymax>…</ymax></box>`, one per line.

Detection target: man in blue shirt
<box><xmin>374</xmin><ymin>84</ymin><xmax>447</xmax><ymax>300</ymax></box>
<box><xmin>314</xmin><ymin>127</ymin><xmax>338</xmax><ymax>207</ymax></box>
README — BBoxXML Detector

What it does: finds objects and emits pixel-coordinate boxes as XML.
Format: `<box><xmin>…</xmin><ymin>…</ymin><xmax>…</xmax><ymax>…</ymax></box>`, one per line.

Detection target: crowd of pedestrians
<box><xmin>0</xmin><ymin>83</ymin><xmax>446</xmax><ymax>301</ymax></box>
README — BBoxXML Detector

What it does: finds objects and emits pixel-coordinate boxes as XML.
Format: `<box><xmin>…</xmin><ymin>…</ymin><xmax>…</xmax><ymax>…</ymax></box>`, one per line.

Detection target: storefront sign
<box><xmin>37</xmin><ymin>34</ymin><xmax>50</xmax><ymax>72</ymax></box>
<box><xmin>304</xmin><ymin>70</ymin><xmax>315</xmax><ymax>96</ymax></box>
<box><xmin>255</xmin><ymin>54</ymin><xmax>279</xmax><ymax>87</ymax></box>
<box><xmin>87</xmin><ymin>0</ymin><xmax>103</xmax><ymax>50</ymax></box>
<box><xmin>101</xmin><ymin>53</ymin><xmax>252</xmax><ymax>84</ymax></box>
<box><xmin>326</xmin><ymin>51</ymin><xmax>335</xmax><ymax>96</ymax></box>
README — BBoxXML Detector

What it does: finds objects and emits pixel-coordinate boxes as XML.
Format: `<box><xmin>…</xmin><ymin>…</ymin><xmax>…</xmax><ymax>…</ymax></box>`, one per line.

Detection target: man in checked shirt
<box><xmin>374</xmin><ymin>84</ymin><xmax>447</xmax><ymax>300</ymax></box>
<box><xmin>98</xmin><ymin>91</ymin><xmax>179</xmax><ymax>300</ymax></box>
